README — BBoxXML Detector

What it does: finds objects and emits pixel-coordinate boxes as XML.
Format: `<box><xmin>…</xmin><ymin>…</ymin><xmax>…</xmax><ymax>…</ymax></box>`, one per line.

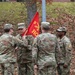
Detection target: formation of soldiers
<box><xmin>0</xmin><ymin>22</ymin><xmax>72</xmax><ymax>75</ymax></box>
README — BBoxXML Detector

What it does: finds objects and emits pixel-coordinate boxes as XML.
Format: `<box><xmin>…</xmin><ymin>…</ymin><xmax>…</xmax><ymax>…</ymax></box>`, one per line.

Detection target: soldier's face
<box><xmin>41</xmin><ymin>29</ymin><xmax>44</xmax><ymax>33</ymax></box>
<box><xmin>41</xmin><ymin>27</ymin><xmax>45</xmax><ymax>33</ymax></box>
<box><xmin>56</xmin><ymin>31</ymin><xmax>60</xmax><ymax>36</ymax></box>
<box><xmin>10</xmin><ymin>28</ymin><xmax>14</xmax><ymax>35</ymax></box>
<box><xmin>18</xmin><ymin>28</ymin><xmax>26</xmax><ymax>34</ymax></box>
<box><xmin>57</xmin><ymin>31</ymin><xmax>64</xmax><ymax>37</ymax></box>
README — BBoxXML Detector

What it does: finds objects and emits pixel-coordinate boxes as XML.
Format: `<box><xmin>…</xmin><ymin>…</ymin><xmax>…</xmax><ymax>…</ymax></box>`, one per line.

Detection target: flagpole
<box><xmin>42</xmin><ymin>0</ymin><xmax>46</xmax><ymax>22</ymax></box>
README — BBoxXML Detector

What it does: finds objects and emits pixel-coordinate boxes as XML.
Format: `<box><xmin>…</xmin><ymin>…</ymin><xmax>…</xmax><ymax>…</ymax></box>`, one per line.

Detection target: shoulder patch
<box><xmin>68</xmin><ymin>43</ymin><xmax>72</xmax><ymax>48</ymax></box>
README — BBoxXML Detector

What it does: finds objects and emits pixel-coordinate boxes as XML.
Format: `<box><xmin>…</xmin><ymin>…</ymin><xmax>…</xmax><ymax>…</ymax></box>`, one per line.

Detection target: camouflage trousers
<box><xmin>37</xmin><ymin>66</ymin><xmax>56</xmax><ymax>75</ymax></box>
<box><xmin>0</xmin><ymin>62</ymin><xmax>16</xmax><ymax>75</ymax></box>
<box><xmin>18</xmin><ymin>62</ymin><xmax>33</xmax><ymax>75</ymax></box>
<box><xmin>57</xmin><ymin>65</ymin><xmax>70</xmax><ymax>75</ymax></box>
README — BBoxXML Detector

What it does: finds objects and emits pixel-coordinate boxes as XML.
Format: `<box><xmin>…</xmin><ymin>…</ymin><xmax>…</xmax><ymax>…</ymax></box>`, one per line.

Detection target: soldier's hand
<box><xmin>34</xmin><ymin>65</ymin><xmax>38</xmax><ymax>69</ymax></box>
<box><xmin>22</xmin><ymin>35</ymin><xmax>26</xmax><ymax>40</ymax></box>
<box><xmin>63</xmin><ymin>64</ymin><xmax>68</xmax><ymax>68</ymax></box>
<box><xmin>34</xmin><ymin>65</ymin><xmax>38</xmax><ymax>75</ymax></box>
<box><xmin>15</xmin><ymin>47</ymin><xmax>18</xmax><ymax>50</ymax></box>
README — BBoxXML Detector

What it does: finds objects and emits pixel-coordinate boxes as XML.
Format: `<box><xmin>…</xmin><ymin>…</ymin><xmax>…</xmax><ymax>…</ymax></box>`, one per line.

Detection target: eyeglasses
<box><xmin>18</xmin><ymin>28</ymin><xmax>23</xmax><ymax>30</ymax></box>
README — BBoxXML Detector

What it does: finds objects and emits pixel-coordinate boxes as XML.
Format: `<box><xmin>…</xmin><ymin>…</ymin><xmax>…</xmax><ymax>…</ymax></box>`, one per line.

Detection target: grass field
<box><xmin>0</xmin><ymin>2</ymin><xmax>75</xmax><ymax>25</ymax></box>
<box><xmin>0</xmin><ymin>2</ymin><xmax>27</xmax><ymax>25</ymax></box>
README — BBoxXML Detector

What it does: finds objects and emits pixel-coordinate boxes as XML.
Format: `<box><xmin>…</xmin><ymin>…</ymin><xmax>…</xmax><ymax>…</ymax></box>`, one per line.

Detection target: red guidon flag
<box><xmin>26</xmin><ymin>12</ymin><xmax>40</xmax><ymax>37</ymax></box>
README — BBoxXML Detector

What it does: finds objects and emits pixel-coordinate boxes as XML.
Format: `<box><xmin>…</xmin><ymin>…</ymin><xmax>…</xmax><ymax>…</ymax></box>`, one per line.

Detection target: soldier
<box><xmin>56</xmin><ymin>27</ymin><xmax>72</xmax><ymax>75</ymax></box>
<box><xmin>0</xmin><ymin>23</ymin><xmax>27</xmax><ymax>75</ymax></box>
<box><xmin>16</xmin><ymin>23</ymin><xmax>34</xmax><ymax>75</ymax></box>
<box><xmin>32</xmin><ymin>22</ymin><xmax>61</xmax><ymax>75</ymax></box>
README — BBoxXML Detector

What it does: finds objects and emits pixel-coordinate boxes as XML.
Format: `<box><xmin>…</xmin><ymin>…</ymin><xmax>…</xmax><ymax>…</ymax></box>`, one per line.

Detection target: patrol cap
<box><xmin>56</xmin><ymin>27</ymin><xmax>67</xmax><ymax>32</ymax></box>
<box><xmin>41</xmin><ymin>22</ymin><xmax>50</xmax><ymax>30</ymax></box>
<box><xmin>17</xmin><ymin>23</ymin><xmax>25</xmax><ymax>29</ymax></box>
<box><xmin>4</xmin><ymin>24</ymin><xmax>13</xmax><ymax>29</ymax></box>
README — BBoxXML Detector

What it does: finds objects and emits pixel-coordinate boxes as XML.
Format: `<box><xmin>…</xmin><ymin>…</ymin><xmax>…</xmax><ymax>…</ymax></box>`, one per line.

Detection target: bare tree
<box><xmin>24</xmin><ymin>0</ymin><xmax>52</xmax><ymax>25</ymax></box>
<box><xmin>25</xmin><ymin>0</ymin><xmax>37</xmax><ymax>25</ymax></box>
<box><xmin>17</xmin><ymin>0</ymin><xmax>24</xmax><ymax>2</ymax></box>
<box><xmin>71</xmin><ymin>0</ymin><xmax>75</xmax><ymax>2</ymax></box>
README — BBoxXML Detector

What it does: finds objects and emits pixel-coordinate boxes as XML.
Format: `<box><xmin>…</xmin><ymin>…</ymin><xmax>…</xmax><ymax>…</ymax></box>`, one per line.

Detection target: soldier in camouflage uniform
<box><xmin>56</xmin><ymin>27</ymin><xmax>72</xmax><ymax>75</ymax></box>
<box><xmin>16</xmin><ymin>23</ymin><xmax>34</xmax><ymax>75</ymax></box>
<box><xmin>32</xmin><ymin>22</ymin><xmax>61</xmax><ymax>75</ymax></box>
<box><xmin>0</xmin><ymin>24</ymin><xmax>27</xmax><ymax>75</ymax></box>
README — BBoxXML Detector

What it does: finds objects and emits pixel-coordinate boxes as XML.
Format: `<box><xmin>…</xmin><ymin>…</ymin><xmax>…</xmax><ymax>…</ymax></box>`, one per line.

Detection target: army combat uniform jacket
<box><xmin>16</xmin><ymin>34</ymin><xmax>34</xmax><ymax>63</ymax></box>
<box><xmin>32</xmin><ymin>33</ymin><xmax>61</xmax><ymax>75</ymax></box>
<box><xmin>57</xmin><ymin>36</ymin><xmax>72</xmax><ymax>66</ymax></box>
<box><xmin>0</xmin><ymin>33</ymin><xmax>27</xmax><ymax>63</ymax></box>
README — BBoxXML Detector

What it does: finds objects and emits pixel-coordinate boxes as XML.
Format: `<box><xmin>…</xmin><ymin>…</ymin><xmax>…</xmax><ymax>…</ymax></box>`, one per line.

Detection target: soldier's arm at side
<box><xmin>32</xmin><ymin>37</ymin><xmax>38</xmax><ymax>75</ymax></box>
<box><xmin>55</xmin><ymin>37</ymin><xmax>64</xmax><ymax>65</ymax></box>
<box><xmin>64</xmin><ymin>39</ymin><xmax>72</xmax><ymax>66</ymax></box>
<box><xmin>32</xmin><ymin>37</ymin><xmax>38</xmax><ymax>66</ymax></box>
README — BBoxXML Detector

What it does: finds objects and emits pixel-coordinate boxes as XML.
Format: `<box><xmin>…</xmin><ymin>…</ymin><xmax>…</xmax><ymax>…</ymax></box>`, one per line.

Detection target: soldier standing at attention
<box><xmin>32</xmin><ymin>22</ymin><xmax>61</xmax><ymax>75</ymax></box>
<box><xmin>16</xmin><ymin>23</ymin><xmax>34</xmax><ymax>75</ymax></box>
<box><xmin>56</xmin><ymin>27</ymin><xmax>72</xmax><ymax>75</ymax></box>
<box><xmin>0</xmin><ymin>23</ymin><xmax>27</xmax><ymax>75</ymax></box>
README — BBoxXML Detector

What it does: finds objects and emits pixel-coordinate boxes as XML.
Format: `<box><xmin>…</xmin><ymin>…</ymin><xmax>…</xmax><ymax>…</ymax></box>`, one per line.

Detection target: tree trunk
<box><xmin>71</xmin><ymin>0</ymin><xmax>75</xmax><ymax>2</ymax></box>
<box><xmin>25</xmin><ymin>0</ymin><xmax>37</xmax><ymax>25</ymax></box>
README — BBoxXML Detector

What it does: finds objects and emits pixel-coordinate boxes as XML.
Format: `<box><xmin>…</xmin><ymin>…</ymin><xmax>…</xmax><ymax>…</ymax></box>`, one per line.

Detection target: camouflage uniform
<box><xmin>16</xmin><ymin>23</ymin><xmax>34</xmax><ymax>75</ymax></box>
<box><xmin>0</xmin><ymin>24</ymin><xmax>27</xmax><ymax>75</ymax></box>
<box><xmin>56</xmin><ymin>27</ymin><xmax>72</xmax><ymax>75</ymax></box>
<box><xmin>32</xmin><ymin>22</ymin><xmax>61</xmax><ymax>75</ymax></box>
